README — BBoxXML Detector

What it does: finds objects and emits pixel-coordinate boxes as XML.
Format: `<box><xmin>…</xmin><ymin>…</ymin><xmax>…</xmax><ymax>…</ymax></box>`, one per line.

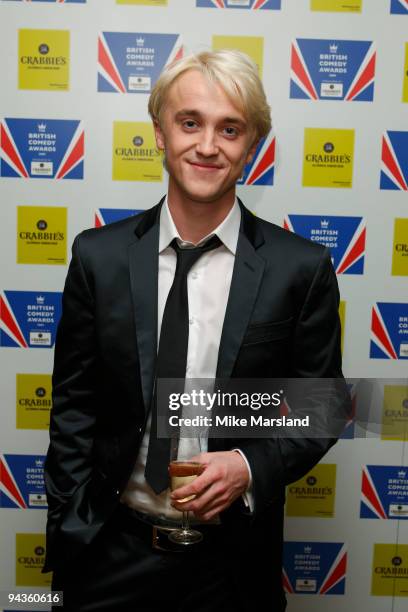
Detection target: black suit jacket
<box><xmin>44</xmin><ymin>198</ymin><xmax>344</xmax><ymax>607</ymax></box>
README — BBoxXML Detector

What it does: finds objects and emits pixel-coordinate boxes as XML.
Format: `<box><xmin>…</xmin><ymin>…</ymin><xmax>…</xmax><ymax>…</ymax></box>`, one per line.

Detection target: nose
<box><xmin>195</xmin><ymin>128</ymin><xmax>219</xmax><ymax>157</ymax></box>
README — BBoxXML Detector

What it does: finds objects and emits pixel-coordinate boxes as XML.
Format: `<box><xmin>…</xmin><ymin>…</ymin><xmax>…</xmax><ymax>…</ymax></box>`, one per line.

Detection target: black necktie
<box><xmin>145</xmin><ymin>235</ymin><xmax>222</xmax><ymax>494</ymax></box>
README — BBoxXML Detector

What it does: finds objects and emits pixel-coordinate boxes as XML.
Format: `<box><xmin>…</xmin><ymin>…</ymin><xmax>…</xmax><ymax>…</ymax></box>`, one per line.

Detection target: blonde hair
<box><xmin>148</xmin><ymin>50</ymin><xmax>272</xmax><ymax>142</ymax></box>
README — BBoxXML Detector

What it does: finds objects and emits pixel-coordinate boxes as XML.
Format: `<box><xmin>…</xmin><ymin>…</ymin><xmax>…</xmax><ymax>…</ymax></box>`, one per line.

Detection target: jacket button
<box><xmin>115</xmin><ymin>489</ymin><xmax>120</xmax><ymax>496</ymax></box>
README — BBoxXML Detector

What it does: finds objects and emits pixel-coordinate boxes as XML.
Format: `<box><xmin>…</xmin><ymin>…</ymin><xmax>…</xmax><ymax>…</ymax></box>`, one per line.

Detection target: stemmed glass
<box><xmin>168</xmin><ymin>436</ymin><xmax>205</xmax><ymax>545</ymax></box>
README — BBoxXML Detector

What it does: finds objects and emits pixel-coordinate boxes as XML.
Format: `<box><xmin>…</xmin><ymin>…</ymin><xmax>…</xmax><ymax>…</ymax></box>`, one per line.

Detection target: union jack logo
<box><xmin>0</xmin><ymin>119</ymin><xmax>84</xmax><ymax>179</ymax></box>
<box><xmin>290</xmin><ymin>40</ymin><xmax>376</xmax><ymax>101</ymax></box>
<box><xmin>98</xmin><ymin>33</ymin><xmax>127</xmax><ymax>94</ymax></box>
<box><xmin>94</xmin><ymin>208</ymin><xmax>143</xmax><ymax>228</ymax></box>
<box><xmin>283</xmin><ymin>216</ymin><xmax>366</xmax><ymax>275</ymax></box>
<box><xmin>318</xmin><ymin>545</ymin><xmax>347</xmax><ymax>595</ymax></box>
<box><xmin>97</xmin><ymin>33</ymin><xmax>182</xmax><ymax>94</ymax></box>
<box><xmin>290</xmin><ymin>40</ymin><xmax>319</xmax><ymax>100</ymax></box>
<box><xmin>380</xmin><ymin>131</ymin><xmax>408</xmax><ymax>191</ymax></box>
<box><xmin>370</xmin><ymin>303</ymin><xmax>399</xmax><ymax>360</ymax></box>
<box><xmin>0</xmin><ymin>292</ymin><xmax>28</xmax><ymax>348</ymax></box>
<box><xmin>283</xmin><ymin>545</ymin><xmax>347</xmax><ymax>595</ymax></box>
<box><xmin>239</xmin><ymin>132</ymin><xmax>275</xmax><ymax>186</ymax></box>
<box><xmin>0</xmin><ymin>455</ymin><xmax>27</xmax><ymax>509</ymax></box>
<box><xmin>391</xmin><ymin>0</ymin><xmax>408</xmax><ymax>13</ymax></box>
<box><xmin>282</xmin><ymin>568</ymin><xmax>294</xmax><ymax>594</ymax></box>
<box><xmin>334</xmin><ymin>219</ymin><xmax>366</xmax><ymax>274</ymax></box>
<box><xmin>361</xmin><ymin>467</ymin><xmax>387</xmax><ymax>519</ymax></box>
<box><xmin>95</xmin><ymin>210</ymin><xmax>105</xmax><ymax>228</ymax></box>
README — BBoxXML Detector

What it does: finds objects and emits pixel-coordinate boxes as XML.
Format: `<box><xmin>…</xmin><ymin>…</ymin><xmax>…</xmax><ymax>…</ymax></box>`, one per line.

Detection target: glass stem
<box><xmin>182</xmin><ymin>511</ymin><xmax>189</xmax><ymax>532</ymax></box>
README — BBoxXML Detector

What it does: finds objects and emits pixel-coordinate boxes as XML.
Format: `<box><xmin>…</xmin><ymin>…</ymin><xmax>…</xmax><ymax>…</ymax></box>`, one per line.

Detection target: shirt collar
<box><xmin>159</xmin><ymin>196</ymin><xmax>241</xmax><ymax>255</ymax></box>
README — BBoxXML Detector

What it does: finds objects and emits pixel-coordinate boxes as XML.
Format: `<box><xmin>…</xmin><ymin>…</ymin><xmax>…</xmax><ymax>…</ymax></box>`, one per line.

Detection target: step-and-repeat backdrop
<box><xmin>0</xmin><ymin>1</ymin><xmax>407</xmax><ymax>611</ymax></box>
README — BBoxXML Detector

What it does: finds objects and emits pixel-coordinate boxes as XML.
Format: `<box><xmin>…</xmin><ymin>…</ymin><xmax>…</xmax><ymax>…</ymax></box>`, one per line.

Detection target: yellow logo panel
<box><xmin>371</xmin><ymin>544</ymin><xmax>408</xmax><ymax>597</ymax></box>
<box><xmin>286</xmin><ymin>464</ymin><xmax>336</xmax><ymax>517</ymax></box>
<box><xmin>212</xmin><ymin>36</ymin><xmax>263</xmax><ymax>78</ymax></box>
<box><xmin>16</xmin><ymin>534</ymin><xmax>51</xmax><ymax>587</ymax></box>
<box><xmin>302</xmin><ymin>128</ymin><xmax>354</xmax><ymax>188</ymax></box>
<box><xmin>18</xmin><ymin>29</ymin><xmax>70</xmax><ymax>91</ymax></box>
<box><xmin>403</xmin><ymin>44</ymin><xmax>408</xmax><ymax>104</ymax></box>
<box><xmin>381</xmin><ymin>384</ymin><xmax>408</xmax><ymax>441</ymax></box>
<box><xmin>17</xmin><ymin>206</ymin><xmax>67</xmax><ymax>265</ymax></box>
<box><xmin>16</xmin><ymin>374</ymin><xmax>52</xmax><ymax>430</ymax></box>
<box><xmin>116</xmin><ymin>0</ymin><xmax>167</xmax><ymax>4</ymax></box>
<box><xmin>339</xmin><ymin>300</ymin><xmax>346</xmax><ymax>354</ymax></box>
<box><xmin>392</xmin><ymin>218</ymin><xmax>408</xmax><ymax>276</ymax></box>
<box><xmin>113</xmin><ymin>122</ymin><xmax>162</xmax><ymax>182</ymax></box>
<box><xmin>311</xmin><ymin>0</ymin><xmax>362</xmax><ymax>11</ymax></box>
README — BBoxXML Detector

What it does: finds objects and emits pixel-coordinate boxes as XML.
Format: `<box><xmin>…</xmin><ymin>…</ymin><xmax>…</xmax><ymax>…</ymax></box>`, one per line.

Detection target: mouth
<box><xmin>187</xmin><ymin>161</ymin><xmax>224</xmax><ymax>170</ymax></box>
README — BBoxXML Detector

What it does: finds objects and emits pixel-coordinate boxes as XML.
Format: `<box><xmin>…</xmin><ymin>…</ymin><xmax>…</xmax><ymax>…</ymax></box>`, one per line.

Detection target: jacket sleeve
<box><xmin>238</xmin><ymin>248</ymin><xmax>349</xmax><ymax>516</ymax></box>
<box><xmin>44</xmin><ymin>234</ymin><xmax>99</xmax><ymax>568</ymax></box>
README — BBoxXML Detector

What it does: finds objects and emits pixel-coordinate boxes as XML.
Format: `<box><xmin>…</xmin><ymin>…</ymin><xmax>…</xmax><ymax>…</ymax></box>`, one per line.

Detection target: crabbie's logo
<box><xmin>311</xmin><ymin>0</ymin><xmax>362</xmax><ymax>11</ymax></box>
<box><xmin>290</xmin><ymin>39</ymin><xmax>376</xmax><ymax>102</ymax></box>
<box><xmin>98</xmin><ymin>32</ymin><xmax>182</xmax><ymax>94</ymax></box>
<box><xmin>361</xmin><ymin>465</ymin><xmax>408</xmax><ymax>520</ymax></box>
<box><xmin>16</xmin><ymin>373</ymin><xmax>52</xmax><ymax>430</ymax></box>
<box><xmin>196</xmin><ymin>0</ymin><xmax>281</xmax><ymax>9</ymax></box>
<box><xmin>0</xmin><ymin>454</ymin><xmax>47</xmax><ymax>509</ymax></box>
<box><xmin>95</xmin><ymin>208</ymin><xmax>143</xmax><ymax>227</ymax></box>
<box><xmin>112</xmin><ymin>122</ymin><xmax>162</xmax><ymax>182</ymax></box>
<box><xmin>0</xmin><ymin>118</ymin><xmax>84</xmax><ymax>179</ymax></box>
<box><xmin>283</xmin><ymin>542</ymin><xmax>347</xmax><ymax>595</ymax></box>
<box><xmin>381</xmin><ymin>131</ymin><xmax>408</xmax><ymax>191</ymax></box>
<box><xmin>403</xmin><ymin>44</ymin><xmax>408</xmax><ymax>103</ymax></box>
<box><xmin>391</xmin><ymin>0</ymin><xmax>408</xmax><ymax>15</ymax></box>
<box><xmin>370</xmin><ymin>302</ymin><xmax>408</xmax><ymax>360</ymax></box>
<box><xmin>238</xmin><ymin>132</ymin><xmax>275</xmax><ymax>186</ymax></box>
<box><xmin>371</xmin><ymin>544</ymin><xmax>408</xmax><ymax>596</ymax></box>
<box><xmin>15</xmin><ymin>534</ymin><xmax>50</xmax><ymax>587</ymax></box>
<box><xmin>302</xmin><ymin>128</ymin><xmax>354</xmax><ymax>188</ymax></box>
<box><xmin>18</xmin><ymin>29</ymin><xmax>70</xmax><ymax>91</ymax></box>
<box><xmin>381</xmin><ymin>385</ymin><xmax>408</xmax><ymax>441</ymax></box>
<box><xmin>0</xmin><ymin>290</ymin><xmax>62</xmax><ymax>348</ymax></box>
<box><xmin>284</xmin><ymin>215</ymin><xmax>366</xmax><ymax>274</ymax></box>
<box><xmin>286</xmin><ymin>464</ymin><xmax>336</xmax><ymax>518</ymax></box>
<box><xmin>17</xmin><ymin>206</ymin><xmax>67</xmax><ymax>265</ymax></box>
<box><xmin>392</xmin><ymin>218</ymin><xmax>408</xmax><ymax>276</ymax></box>
<box><xmin>212</xmin><ymin>35</ymin><xmax>264</xmax><ymax>78</ymax></box>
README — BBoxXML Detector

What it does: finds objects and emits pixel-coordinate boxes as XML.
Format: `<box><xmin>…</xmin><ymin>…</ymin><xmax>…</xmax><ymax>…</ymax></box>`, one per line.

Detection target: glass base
<box><xmin>168</xmin><ymin>528</ymin><xmax>203</xmax><ymax>545</ymax></box>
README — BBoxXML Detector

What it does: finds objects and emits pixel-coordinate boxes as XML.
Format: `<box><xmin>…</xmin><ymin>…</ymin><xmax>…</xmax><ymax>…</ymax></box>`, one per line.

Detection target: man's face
<box><xmin>154</xmin><ymin>70</ymin><xmax>258</xmax><ymax>204</ymax></box>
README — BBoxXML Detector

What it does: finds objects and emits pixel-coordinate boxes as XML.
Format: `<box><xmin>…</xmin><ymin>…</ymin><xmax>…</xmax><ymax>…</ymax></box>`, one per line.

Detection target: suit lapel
<box><xmin>128</xmin><ymin>201</ymin><xmax>162</xmax><ymax>413</ymax></box>
<box><xmin>216</xmin><ymin>204</ymin><xmax>265</xmax><ymax>379</ymax></box>
<box><xmin>128</xmin><ymin>199</ymin><xmax>265</xmax><ymax>406</ymax></box>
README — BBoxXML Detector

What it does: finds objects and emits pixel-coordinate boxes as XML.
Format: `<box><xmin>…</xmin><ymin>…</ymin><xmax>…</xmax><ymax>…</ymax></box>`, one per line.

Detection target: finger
<box><xmin>195</xmin><ymin>503</ymin><xmax>228</xmax><ymax>522</ymax></box>
<box><xmin>170</xmin><ymin>465</ymin><xmax>218</xmax><ymax>501</ymax></box>
<box><xmin>172</xmin><ymin>480</ymin><xmax>227</xmax><ymax>514</ymax></box>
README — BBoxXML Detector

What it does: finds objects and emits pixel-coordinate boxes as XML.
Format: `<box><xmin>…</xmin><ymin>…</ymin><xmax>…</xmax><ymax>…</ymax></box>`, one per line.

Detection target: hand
<box><xmin>170</xmin><ymin>451</ymin><xmax>250</xmax><ymax>521</ymax></box>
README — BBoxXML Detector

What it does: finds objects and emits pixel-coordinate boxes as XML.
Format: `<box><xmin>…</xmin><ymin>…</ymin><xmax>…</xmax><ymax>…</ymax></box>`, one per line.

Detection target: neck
<box><xmin>167</xmin><ymin>183</ymin><xmax>236</xmax><ymax>244</ymax></box>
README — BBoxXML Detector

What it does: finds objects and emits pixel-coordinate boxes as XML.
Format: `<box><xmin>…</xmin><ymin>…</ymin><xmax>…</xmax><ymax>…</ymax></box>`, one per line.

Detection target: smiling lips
<box><xmin>188</xmin><ymin>160</ymin><xmax>224</xmax><ymax>170</ymax></box>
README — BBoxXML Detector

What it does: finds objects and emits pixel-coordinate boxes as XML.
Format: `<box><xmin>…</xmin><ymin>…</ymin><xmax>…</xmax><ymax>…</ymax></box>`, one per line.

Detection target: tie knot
<box><xmin>170</xmin><ymin>235</ymin><xmax>222</xmax><ymax>277</ymax></box>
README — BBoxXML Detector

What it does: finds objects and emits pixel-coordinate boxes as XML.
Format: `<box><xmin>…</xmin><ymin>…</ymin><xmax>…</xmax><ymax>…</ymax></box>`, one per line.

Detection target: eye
<box><xmin>182</xmin><ymin>120</ymin><xmax>198</xmax><ymax>130</ymax></box>
<box><xmin>223</xmin><ymin>126</ymin><xmax>239</xmax><ymax>137</ymax></box>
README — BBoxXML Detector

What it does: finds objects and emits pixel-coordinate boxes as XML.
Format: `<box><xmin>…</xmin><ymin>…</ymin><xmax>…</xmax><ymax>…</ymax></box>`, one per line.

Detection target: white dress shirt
<box><xmin>121</xmin><ymin>197</ymin><xmax>252</xmax><ymax>521</ymax></box>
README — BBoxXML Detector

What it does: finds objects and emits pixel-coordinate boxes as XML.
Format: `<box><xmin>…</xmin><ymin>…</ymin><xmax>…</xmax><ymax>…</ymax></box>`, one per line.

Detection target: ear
<box><xmin>153</xmin><ymin>119</ymin><xmax>165</xmax><ymax>151</ymax></box>
<box><xmin>245</xmin><ymin>138</ymin><xmax>259</xmax><ymax>165</ymax></box>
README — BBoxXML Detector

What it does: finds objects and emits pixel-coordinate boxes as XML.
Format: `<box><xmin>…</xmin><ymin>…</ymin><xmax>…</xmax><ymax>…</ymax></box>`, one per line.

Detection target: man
<box><xmin>44</xmin><ymin>50</ymin><xmax>344</xmax><ymax>611</ymax></box>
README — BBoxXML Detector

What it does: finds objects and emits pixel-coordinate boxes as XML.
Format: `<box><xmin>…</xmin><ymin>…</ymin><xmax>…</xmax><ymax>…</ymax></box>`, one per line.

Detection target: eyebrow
<box><xmin>174</xmin><ymin>109</ymin><xmax>247</xmax><ymax>128</ymax></box>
